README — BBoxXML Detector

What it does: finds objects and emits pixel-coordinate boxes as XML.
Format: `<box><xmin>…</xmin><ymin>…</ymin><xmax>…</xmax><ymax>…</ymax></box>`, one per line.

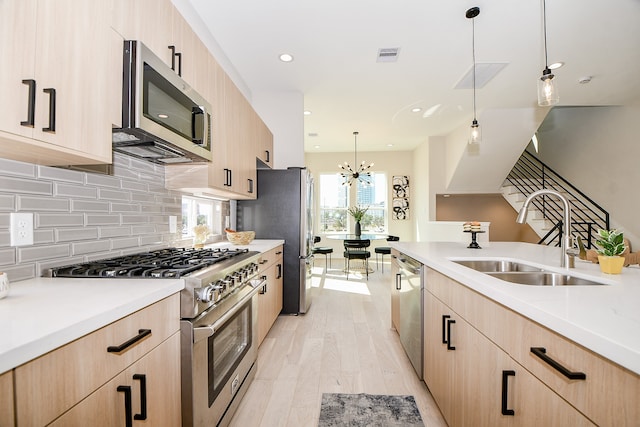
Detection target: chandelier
<box><xmin>339</xmin><ymin>131</ymin><xmax>374</xmax><ymax>186</ymax></box>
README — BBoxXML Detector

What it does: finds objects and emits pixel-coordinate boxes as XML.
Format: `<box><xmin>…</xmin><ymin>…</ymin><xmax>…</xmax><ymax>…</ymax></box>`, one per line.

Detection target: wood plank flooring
<box><xmin>229</xmin><ymin>259</ymin><xmax>448</xmax><ymax>427</ymax></box>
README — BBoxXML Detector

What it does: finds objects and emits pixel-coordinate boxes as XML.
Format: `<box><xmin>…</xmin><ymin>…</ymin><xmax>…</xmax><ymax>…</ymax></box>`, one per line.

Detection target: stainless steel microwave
<box><xmin>112</xmin><ymin>40</ymin><xmax>212</xmax><ymax>164</ymax></box>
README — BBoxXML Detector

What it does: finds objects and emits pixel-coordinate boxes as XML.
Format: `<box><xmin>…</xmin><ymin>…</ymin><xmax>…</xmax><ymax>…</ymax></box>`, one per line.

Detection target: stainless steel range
<box><xmin>47</xmin><ymin>247</ymin><xmax>266</xmax><ymax>427</ymax></box>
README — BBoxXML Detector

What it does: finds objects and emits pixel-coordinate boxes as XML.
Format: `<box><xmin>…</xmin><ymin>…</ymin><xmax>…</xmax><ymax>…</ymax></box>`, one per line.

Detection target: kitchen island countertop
<box><xmin>0</xmin><ymin>240</ymin><xmax>283</xmax><ymax>374</ymax></box>
<box><xmin>391</xmin><ymin>241</ymin><xmax>640</xmax><ymax>375</ymax></box>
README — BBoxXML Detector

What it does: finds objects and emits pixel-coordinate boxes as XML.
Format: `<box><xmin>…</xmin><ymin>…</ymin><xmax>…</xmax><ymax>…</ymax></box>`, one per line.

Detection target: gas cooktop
<box><xmin>45</xmin><ymin>247</ymin><xmax>251</xmax><ymax>279</ymax></box>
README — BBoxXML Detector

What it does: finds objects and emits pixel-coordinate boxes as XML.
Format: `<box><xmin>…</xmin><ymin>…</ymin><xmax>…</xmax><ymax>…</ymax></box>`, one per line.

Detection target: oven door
<box><xmin>181</xmin><ymin>280</ymin><xmax>263</xmax><ymax>427</ymax></box>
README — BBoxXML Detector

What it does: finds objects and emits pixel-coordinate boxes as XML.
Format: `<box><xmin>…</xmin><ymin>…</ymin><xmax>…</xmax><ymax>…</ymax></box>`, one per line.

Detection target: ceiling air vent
<box><xmin>377</xmin><ymin>48</ymin><xmax>400</xmax><ymax>63</ymax></box>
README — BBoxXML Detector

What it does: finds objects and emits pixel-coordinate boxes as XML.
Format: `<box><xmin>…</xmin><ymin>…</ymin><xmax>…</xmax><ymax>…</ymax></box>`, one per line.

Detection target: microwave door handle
<box><xmin>191</xmin><ymin>106</ymin><xmax>204</xmax><ymax>145</ymax></box>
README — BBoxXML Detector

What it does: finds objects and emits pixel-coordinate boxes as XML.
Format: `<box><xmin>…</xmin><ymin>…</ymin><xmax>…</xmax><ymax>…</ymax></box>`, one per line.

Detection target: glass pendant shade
<box><xmin>537</xmin><ymin>68</ymin><xmax>559</xmax><ymax>106</ymax></box>
<box><xmin>469</xmin><ymin>119</ymin><xmax>482</xmax><ymax>144</ymax></box>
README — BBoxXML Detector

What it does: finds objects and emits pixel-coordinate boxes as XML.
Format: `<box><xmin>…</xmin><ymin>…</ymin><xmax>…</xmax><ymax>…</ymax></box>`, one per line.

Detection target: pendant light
<box><xmin>537</xmin><ymin>0</ymin><xmax>559</xmax><ymax>106</ymax></box>
<box><xmin>466</xmin><ymin>7</ymin><xmax>481</xmax><ymax>145</ymax></box>
<box><xmin>338</xmin><ymin>131</ymin><xmax>374</xmax><ymax>186</ymax></box>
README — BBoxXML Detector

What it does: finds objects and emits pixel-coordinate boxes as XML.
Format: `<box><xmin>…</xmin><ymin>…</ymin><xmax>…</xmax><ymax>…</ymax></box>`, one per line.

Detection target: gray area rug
<box><xmin>318</xmin><ymin>393</ymin><xmax>424</xmax><ymax>427</ymax></box>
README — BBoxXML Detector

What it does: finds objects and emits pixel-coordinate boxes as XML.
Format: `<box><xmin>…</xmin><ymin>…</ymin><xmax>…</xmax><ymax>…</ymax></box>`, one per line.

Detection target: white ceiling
<box><xmin>187</xmin><ymin>0</ymin><xmax>640</xmax><ymax>153</ymax></box>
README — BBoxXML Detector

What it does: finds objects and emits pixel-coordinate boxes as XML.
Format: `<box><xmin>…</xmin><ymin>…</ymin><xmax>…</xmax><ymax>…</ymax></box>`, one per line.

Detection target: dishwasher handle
<box><xmin>394</xmin><ymin>255</ymin><xmax>422</xmax><ymax>275</ymax></box>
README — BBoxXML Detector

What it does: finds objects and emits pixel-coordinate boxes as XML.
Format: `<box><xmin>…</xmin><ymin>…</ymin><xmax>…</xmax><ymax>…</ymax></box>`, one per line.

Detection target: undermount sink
<box><xmin>452</xmin><ymin>259</ymin><xmax>607</xmax><ymax>286</ymax></box>
<box><xmin>487</xmin><ymin>271</ymin><xmax>606</xmax><ymax>286</ymax></box>
<box><xmin>453</xmin><ymin>259</ymin><xmax>544</xmax><ymax>273</ymax></box>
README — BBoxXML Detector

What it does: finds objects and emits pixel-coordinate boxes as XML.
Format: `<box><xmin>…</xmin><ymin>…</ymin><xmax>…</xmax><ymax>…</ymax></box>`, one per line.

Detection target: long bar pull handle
<box><xmin>21</xmin><ymin>79</ymin><xmax>36</xmax><ymax>127</ymax></box>
<box><xmin>395</xmin><ymin>273</ymin><xmax>401</xmax><ymax>290</ymax></box>
<box><xmin>168</xmin><ymin>45</ymin><xmax>176</xmax><ymax>71</ymax></box>
<box><xmin>446</xmin><ymin>319</ymin><xmax>456</xmax><ymax>350</ymax></box>
<box><xmin>530</xmin><ymin>347</ymin><xmax>586</xmax><ymax>380</ymax></box>
<box><xmin>133</xmin><ymin>374</ymin><xmax>147</xmax><ymax>420</ymax></box>
<box><xmin>42</xmin><ymin>88</ymin><xmax>56</xmax><ymax>132</ymax></box>
<box><xmin>501</xmin><ymin>370</ymin><xmax>516</xmax><ymax>416</ymax></box>
<box><xmin>175</xmin><ymin>52</ymin><xmax>182</xmax><ymax>76</ymax></box>
<box><xmin>107</xmin><ymin>329</ymin><xmax>151</xmax><ymax>353</ymax></box>
<box><xmin>276</xmin><ymin>263</ymin><xmax>282</xmax><ymax>279</ymax></box>
<box><xmin>442</xmin><ymin>315</ymin><xmax>450</xmax><ymax>344</ymax></box>
<box><xmin>248</xmin><ymin>178</ymin><xmax>254</xmax><ymax>194</ymax></box>
<box><xmin>117</xmin><ymin>385</ymin><xmax>133</xmax><ymax>427</ymax></box>
<box><xmin>228</xmin><ymin>169</ymin><xmax>233</xmax><ymax>187</ymax></box>
<box><xmin>265</xmin><ymin>150</ymin><xmax>270</xmax><ymax>163</ymax></box>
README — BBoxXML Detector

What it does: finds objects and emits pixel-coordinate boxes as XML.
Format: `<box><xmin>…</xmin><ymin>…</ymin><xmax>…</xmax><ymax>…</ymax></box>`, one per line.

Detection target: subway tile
<box><xmin>131</xmin><ymin>224</ymin><xmax>156</xmax><ymax>235</ymax></box>
<box><xmin>121</xmin><ymin>180</ymin><xmax>148</xmax><ymax>192</ymax></box>
<box><xmin>99</xmin><ymin>227</ymin><xmax>132</xmax><ymax>238</ymax></box>
<box><xmin>0</xmin><ymin>158</ymin><xmax>36</xmax><ymax>177</ymax></box>
<box><xmin>56</xmin><ymin>228</ymin><xmax>99</xmax><ymax>242</ymax></box>
<box><xmin>110</xmin><ymin>203</ymin><xmax>140</xmax><ymax>213</ymax></box>
<box><xmin>130</xmin><ymin>193</ymin><xmax>156</xmax><ymax>203</ymax></box>
<box><xmin>0</xmin><ymin>214</ymin><xmax>9</xmax><ymax>228</ymax></box>
<box><xmin>36</xmin><ymin>213</ymin><xmax>85</xmax><ymax>227</ymax></box>
<box><xmin>0</xmin><ymin>248</ymin><xmax>16</xmax><ymax>265</ymax></box>
<box><xmin>0</xmin><ymin>176</ymin><xmax>52</xmax><ymax>195</ymax></box>
<box><xmin>72</xmin><ymin>240</ymin><xmax>111</xmax><ymax>255</ymax></box>
<box><xmin>139</xmin><ymin>234</ymin><xmax>163</xmax><ymax>246</ymax></box>
<box><xmin>34</xmin><ymin>229</ymin><xmax>55</xmax><ymax>244</ymax></box>
<box><xmin>98</xmin><ymin>188</ymin><xmax>130</xmax><ymax>201</ymax></box>
<box><xmin>0</xmin><ymin>195</ymin><xmax>15</xmax><ymax>211</ymax></box>
<box><xmin>110</xmin><ymin>237</ymin><xmax>140</xmax><ymax>250</ymax></box>
<box><xmin>141</xmin><ymin>204</ymin><xmax>164</xmax><ymax>214</ymax></box>
<box><xmin>38</xmin><ymin>256</ymin><xmax>85</xmax><ymax>274</ymax></box>
<box><xmin>122</xmin><ymin>215</ymin><xmax>150</xmax><ymax>224</ymax></box>
<box><xmin>2</xmin><ymin>264</ymin><xmax>36</xmax><ymax>282</ymax></box>
<box><xmin>18</xmin><ymin>244</ymin><xmax>70</xmax><ymax>263</ymax></box>
<box><xmin>55</xmin><ymin>183</ymin><xmax>98</xmax><ymax>199</ymax></box>
<box><xmin>85</xmin><ymin>173</ymin><xmax>121</xmax><ymax>188</ymax></box>
<box><xmin>85</xmin><ymin>214</ymin><xmax>120</xmax><ymax>226</ymax></box>
<box><xmin>37</xmin><ymin>165</ymin><xmax>84</xmax><ymax>183</ymax></box>
<box><xmin>0</xmin><ymin>231</ymin><xmax>10</xmax><ymax>247</ymax></box>
<box><xmin>18</xmin><ymin>196</ymin><xmax>69</xmax><ymax>211</ymax></box>
<box><xmin>86</xmin><ymin>251</ymin><xmax>119</xmax><ymax>262</ymax></box>
<box><xmin>71</xmin><ymin>200</ymin><xmax>110</xmax><ymax>213</ymax></box>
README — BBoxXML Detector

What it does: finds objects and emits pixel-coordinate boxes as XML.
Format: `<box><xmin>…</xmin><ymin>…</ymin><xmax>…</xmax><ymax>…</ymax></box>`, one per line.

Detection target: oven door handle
<box><xmin>193</xmin><ymin>278</ymin><xmax>266</xmax><ymax>343</ymax></box>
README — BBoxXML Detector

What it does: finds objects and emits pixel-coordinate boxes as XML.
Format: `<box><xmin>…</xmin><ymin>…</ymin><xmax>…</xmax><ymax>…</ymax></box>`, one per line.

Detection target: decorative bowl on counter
<box><xmin>226</xmin><ymin>230</ymin><xmax>255</xmax><ymax>245</ymax></box>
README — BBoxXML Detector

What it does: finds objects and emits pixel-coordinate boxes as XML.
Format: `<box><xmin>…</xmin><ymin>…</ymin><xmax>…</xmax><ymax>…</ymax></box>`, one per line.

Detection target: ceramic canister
<box><xmin>0</xmin><ymin>272</ymin><xmax>9</xmax><ymax>299</ymax></box>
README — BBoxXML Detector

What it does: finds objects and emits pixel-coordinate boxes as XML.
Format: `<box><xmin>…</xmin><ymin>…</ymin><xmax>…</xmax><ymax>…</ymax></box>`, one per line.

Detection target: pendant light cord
<box><xmin>472</xmin><ymin>17</ymin><xmax>477</xmax><ymax>121</ymax></box>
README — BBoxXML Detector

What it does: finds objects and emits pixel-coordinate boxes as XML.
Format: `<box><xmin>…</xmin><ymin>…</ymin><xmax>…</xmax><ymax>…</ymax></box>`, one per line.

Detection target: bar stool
<box><xmin>312</xmin><ymin>236</ymin><xmax>333</xmax><ymax>268</ymax></box>
<box><xmin>375</xmin><ymin>235</ymin><xmax>399</xmax><ymax>272</ymax></box>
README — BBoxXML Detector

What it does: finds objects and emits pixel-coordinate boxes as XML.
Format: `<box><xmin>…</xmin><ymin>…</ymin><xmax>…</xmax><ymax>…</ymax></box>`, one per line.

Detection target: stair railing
<box><xmin>505</xmin><ymin>150</ymin><xmax>609</xmax><ymax>248</ymax></box>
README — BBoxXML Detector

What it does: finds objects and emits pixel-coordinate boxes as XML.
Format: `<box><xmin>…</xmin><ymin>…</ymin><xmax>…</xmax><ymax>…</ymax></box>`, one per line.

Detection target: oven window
<box><xmin>208</xmin><ymin>301</ymin><xmax>252</xmax><ymax>406</ymax></box>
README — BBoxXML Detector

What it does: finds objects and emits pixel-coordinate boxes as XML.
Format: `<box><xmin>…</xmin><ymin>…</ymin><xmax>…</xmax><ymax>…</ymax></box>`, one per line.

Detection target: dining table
<box><xmin>325</xmin><ymin>234</ymin><xmax>389</xmax><ymax>274</ymax></box>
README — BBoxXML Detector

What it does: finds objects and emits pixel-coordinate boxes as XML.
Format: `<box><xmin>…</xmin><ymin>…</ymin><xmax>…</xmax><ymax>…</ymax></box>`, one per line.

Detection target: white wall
<box><xmin>305</xmin><ymin>151</ymin><xmax>414</xmax><ymax>254</ymax></box>
<box><xmin>536</xmin><ymin>103</ymin><xmax>640</xmax><ymax>246</ymax></box>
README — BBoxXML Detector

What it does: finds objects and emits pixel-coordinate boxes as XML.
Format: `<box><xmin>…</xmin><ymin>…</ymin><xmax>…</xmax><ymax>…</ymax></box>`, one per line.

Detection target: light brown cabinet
<box><xmin>255</xmin><ymin>113</ymin><xmax>274</xmax><ymax>168</ymax></box>
<box><xmin>257</xmin><ymin>246</ymin><xmax>284</xmax><ymax>345</ymax></box>
<box><xmin>0</xmin><ymin>370</ymin><xmax>15</xmax><ymax>427</ymax></box>
<box><xmin>14</xmin><ymin>294</ymin><xmax>180</xmax><ymax>427</ymax></box>
<box><xmin>423</xmin><ymin>268</ymin><xmax>605</xmax><ymax>426</ymax></box>
<box><xmin>390</xmin><ymin>249</ymin><xmax>401</xmax><ymax>332</ymax></box>
<box><xmin>0</xmin><ymin>0</ymin><xmax>116</xmax><ymax>166</ymax></box>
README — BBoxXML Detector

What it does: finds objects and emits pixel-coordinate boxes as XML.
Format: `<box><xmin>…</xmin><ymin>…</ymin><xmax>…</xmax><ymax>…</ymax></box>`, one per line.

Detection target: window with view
<box><xmin>319</xmin><ymin>174</ymin><xmax>348</xmax><ymax>233</ymax></box>
<box><xmin>182</xmin><ymin>196</ymin><xmax>223</xmax><ymax>243</ymax></box>
<box><xmin>356</xmin><ymin>172</ymin><xmax>387</xmax><ymax>233</ymax></box>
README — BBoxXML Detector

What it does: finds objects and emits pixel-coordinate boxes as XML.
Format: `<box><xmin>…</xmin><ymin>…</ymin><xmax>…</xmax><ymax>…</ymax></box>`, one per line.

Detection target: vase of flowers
<box><xmin>595</xmin><ymin>229</ymin><xmax>626</xmax><ymax>274</ymax></box>
<box><xmin>193</xmin><ymin>224</ymin><xmax>210</xmax><ymax>248</ymax></box>
<box><xmin>347</xmin><ymin>205</ymin><xmax>368</xmax><ymax>237</ymax></box>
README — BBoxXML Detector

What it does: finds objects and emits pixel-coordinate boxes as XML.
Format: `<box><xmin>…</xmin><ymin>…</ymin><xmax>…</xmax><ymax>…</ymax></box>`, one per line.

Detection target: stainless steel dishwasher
<box><xmin>392</xmin><ymin>253</ymin><xmax>424</xmax><ymax>379</ymax></box>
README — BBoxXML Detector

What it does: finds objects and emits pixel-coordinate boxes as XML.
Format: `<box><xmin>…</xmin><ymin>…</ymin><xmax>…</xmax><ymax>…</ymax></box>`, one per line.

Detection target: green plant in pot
<box><xmin>347</xmin><ymin>205</ymin><xmax>368</xmax><ymax>237</ymax></box>
<box><xmin>595</xmin><ymin>229</ymin><xmax>626</xmax><ymax>274</ymax></box>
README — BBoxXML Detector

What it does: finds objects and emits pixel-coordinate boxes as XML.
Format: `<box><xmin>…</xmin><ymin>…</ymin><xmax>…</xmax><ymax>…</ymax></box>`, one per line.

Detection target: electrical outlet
<box><xmin>169</xmin><ymin>216</ymin><xmax>177</xmax><ymax>233</ymax></box>
<box><xmin>10</xmin><ymin>213</ymin><xmax>34</xmax><ymax>246</ymax></box>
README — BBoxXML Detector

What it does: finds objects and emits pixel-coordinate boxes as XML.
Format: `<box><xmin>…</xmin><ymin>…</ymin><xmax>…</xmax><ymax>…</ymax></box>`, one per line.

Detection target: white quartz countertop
<box><xmin>391</xmin><ymin>241</ymin><xmax>640</xmax><ymax>375</ymax></box>
<box><xmin>0</xmin><ymin>240</ymin><xmax>283</xmax><ymax>374</ymax></box>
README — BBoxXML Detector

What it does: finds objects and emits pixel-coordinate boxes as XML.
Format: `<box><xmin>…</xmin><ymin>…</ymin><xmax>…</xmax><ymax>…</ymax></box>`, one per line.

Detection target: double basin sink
<box><xmin>452</xmin><ymin>259</ymin><xmax>606</xmax><ymax>286</ymax></box>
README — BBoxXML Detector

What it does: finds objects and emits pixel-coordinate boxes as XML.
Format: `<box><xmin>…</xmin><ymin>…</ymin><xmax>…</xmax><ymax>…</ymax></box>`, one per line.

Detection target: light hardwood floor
<box><xmin>229</xmin><ymin>259</ymin><xmax>448</xmax><ymax>427</ymax></box>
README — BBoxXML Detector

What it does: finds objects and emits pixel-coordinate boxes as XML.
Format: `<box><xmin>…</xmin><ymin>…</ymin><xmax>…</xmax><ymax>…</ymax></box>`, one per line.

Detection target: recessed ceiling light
<box><xmin>549</xmin><ymin>62</ymin><xmax>564</xmax><ymax>70</ymax></box>
<box><xmin>279</xmin><ymin>53</ymin><xmax>294</xmax><ymax>62</ymax></box>
<box><xmin>387</xmin><ymin>144</ymin><xmax>394</xmax><ymax>147</ymax></box>
<box><xmin>303</xmin><ymin>110</ymin><xmax>312</xmax><ymax>116</ymax></box>
<box><xmin>411</xmin><ymin>107</ymin><xmax>422</xmax><ymax>113</ymax></box>
<box><xmin>158</xmin><ymin>114</ymin><xmax>169</xmax><ymax>119</ymax></box>
<box><xmin>314</xmin><ymin>145</ymin><xmax>321</xmax><ymax>149</ymax></box>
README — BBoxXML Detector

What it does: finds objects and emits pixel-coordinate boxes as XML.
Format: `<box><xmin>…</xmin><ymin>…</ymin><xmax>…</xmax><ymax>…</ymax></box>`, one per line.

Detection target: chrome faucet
<box><xmin>516</xmin><ymin>189</ymin><xmax>574</xmax><ymax>268</ymax></box>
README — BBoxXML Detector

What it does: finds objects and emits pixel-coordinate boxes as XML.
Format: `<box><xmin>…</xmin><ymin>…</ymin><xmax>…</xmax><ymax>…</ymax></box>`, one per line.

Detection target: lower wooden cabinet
<box><xmin>0</xmin><ymin>370</ymin><xmax>15</xmax><ymax>427</ymax></box>
<box><xmin>13</xmin><ymin>294</ymin><xmax>180</xmax><ymax>426</ymax></box>
<box><xmin>390</xmin><ymin>249</ymin><xmax>400</xmax><ymax>332</ymax></box>
<box><xmin>257</xmin><ymin>246</ymin><xmax>283</xmax><ymax>345</ymax></box>
<box><xmin>49</xmin><ymin>333</ymin><xmax>181</xmax><ymax>427</ymax></box>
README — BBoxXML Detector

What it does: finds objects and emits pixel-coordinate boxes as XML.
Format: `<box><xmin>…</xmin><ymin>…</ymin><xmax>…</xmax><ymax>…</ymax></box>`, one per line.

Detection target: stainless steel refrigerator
<box><xmin>236</xmin><ymin>167</ymin><xmax>314</xmax><ymax>314</ymax></box>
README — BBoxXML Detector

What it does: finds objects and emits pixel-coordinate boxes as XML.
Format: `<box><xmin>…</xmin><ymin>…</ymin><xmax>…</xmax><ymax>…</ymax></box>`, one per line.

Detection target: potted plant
<box><xmin>595</xmin><ymin>229</ymin><xmax>626</xmax><ymax>274</ymax></box>
<box><xmin>347</xmin><ymin>205</ymin><xmax>369</xmax><ymax>237</ymax></box>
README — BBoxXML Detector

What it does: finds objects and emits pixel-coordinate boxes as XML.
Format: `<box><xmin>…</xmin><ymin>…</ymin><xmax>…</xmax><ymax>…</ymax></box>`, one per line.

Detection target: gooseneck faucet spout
<box><xmin>516</xmin><ymin>189</ymin><xmax>573</xmax><ymax>268</ymax></box>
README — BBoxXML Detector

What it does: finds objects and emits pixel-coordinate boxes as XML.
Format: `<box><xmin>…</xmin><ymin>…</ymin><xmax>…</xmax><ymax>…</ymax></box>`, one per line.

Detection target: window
<box><xmin>356</xmin><ymin>173</ymin><xmax>387</xmax><ymax>233</ymax></box>
<box><xmin>319</xmin><ymin>174</ymin><xmax>348</xmax><ymax>232</ymax></box>
<box><xmin>182</xmin><ymin>196</ymin><xmax>223</xmax><ymax>242</ymax></box>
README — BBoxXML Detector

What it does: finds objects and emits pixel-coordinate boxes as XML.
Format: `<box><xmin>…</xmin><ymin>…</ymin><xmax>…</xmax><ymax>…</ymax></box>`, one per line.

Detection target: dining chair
<box><xmin>374</xmin><ymin>235</ymin><xmax>400</xmax><ymax>272</ymax></box>
<box><xmin>343</xmin><ymin>239</ymin><xmax>371</xmax><ymax>279</ymax></box>
<box><xmin>312</xmin><ymin>236</ymin><xmax>333</xmax><ymax>268</ymax></box>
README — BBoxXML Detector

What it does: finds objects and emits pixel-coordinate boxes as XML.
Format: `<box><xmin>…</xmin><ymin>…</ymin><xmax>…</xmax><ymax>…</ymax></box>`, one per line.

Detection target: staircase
<box><xmin>502</xmin><ymin>151</ymin><xmax>609</xmax><ymax>249</ymax></box>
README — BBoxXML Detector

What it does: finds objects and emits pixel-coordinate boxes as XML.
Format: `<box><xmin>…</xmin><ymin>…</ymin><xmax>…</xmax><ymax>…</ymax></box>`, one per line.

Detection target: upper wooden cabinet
<box><xmin>0</xmin><ymin>0</ymin><xmax>116</xmax><ymax>165</ymax></box>
<box><xmin>256</xmin><ymin>114</ymin><xmax>274</xmax><ymax>168</ymax></box>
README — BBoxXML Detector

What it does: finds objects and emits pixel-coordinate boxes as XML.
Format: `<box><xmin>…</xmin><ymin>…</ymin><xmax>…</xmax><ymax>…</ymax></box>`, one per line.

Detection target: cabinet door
<box><xmin>257</xmin><ymin>264</ymin><xmax>276</xmax><ymax>346</ymax></box>
<box><xmin>49</xmin><ymin>333</ymin><xmax>181</xmax><ymax>427</ymax></box>
<box><xmin>390</xmin><ymin>252</ymin><xmax>400</xmax><ymax>332</ymax></box>
<box><xmin>256</xmin><ymin>116</ymin><xmax>273</xmax><ymax>168</ymax></box>
<box><xmin>171</xmin><ymin>8</ymin><xmax>209</xmax><ymax>94</ymax></box>
<box><xmin>0</xmin><ymin>370</ymin><xmax>15</xmax><ymax>427</ymax></box>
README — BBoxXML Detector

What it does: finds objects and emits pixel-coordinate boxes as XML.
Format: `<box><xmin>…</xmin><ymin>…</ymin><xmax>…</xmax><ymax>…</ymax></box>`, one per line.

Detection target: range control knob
<box><xmin>195</xmin><ymin>284</ymin><xmax>219</xmax><ymax>303</ymax></box>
